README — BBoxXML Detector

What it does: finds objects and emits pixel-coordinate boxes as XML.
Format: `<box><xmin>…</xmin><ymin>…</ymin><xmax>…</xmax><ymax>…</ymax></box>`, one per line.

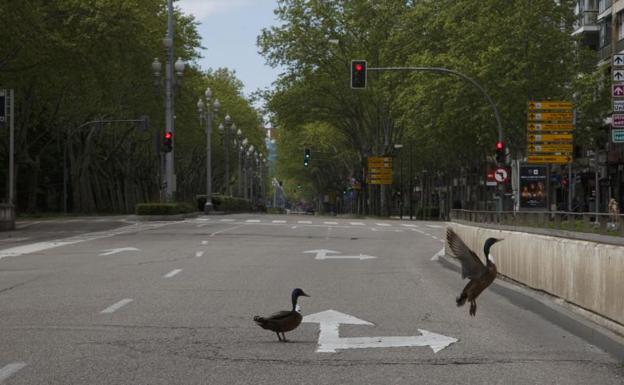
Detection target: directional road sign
<box><xmin>613</xmin><ymin>85</ymin><xmax>624</xmax><ymax>97</ymax></box>
<box><xmin>494</xmin><ymin>167</ymin><xmax>509</xmax><ymax>183</ymax></box>
<box><xmin>527</xmin><ymin>112</ymin><xmax>573</xmax><ymax>122</ymax></box>
<box><xmin>528</xmin><ymin>155</ymin><xmax>572</xmax><ymax>164</ymax></box>
<box><xmin>613</xmin><ymin>114</ymin><xmax>624</xmax><ymax>128</ymax></box>
<box><xmin>614</xmin><ymin>54</ymin><xmax>624</xmax><ymax>67</ymax></box>
<box><xmin>614</xmin><ymin>70</ymin><xmax>624</xmax><ymax>82</ymax></box>
<box><xmin>613</xmin><ymin>129</ymin><xmax>624</xmax><ymax>143</ymax></box>
<box><xmin>527</xmin><ymin>123</ymin><xmax>574</xmax><ymax>132</ymax></box>
<box><xmin>527</xmin><ymin>101</ymin><xmax>573</xmax><ymax>110</ymax></box>
<box><xmin>615</xmin><ymin>100</ymin><xmax>624</xmax><ymax>112</ymax></box>
<box><xmin>528</xmin><ymin>133</ymin><xmax>573</xmax><ymax>142</ymax></box>
<box><xmin>527</xmin><ymin>144</ymin><xmax>573</xmax><ymax>153</ymax></box>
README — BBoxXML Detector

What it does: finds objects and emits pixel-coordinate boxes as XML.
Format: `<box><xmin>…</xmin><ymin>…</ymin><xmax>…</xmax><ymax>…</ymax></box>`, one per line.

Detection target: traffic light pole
<box><xmin>164</xmin><ymin>0</ymin><xmax>175</xmax><ymax>202</ymax></box>
<box><xmin>367</xmin><ymin>66</ymin><xmax>505</xmax><ymax>213</ymax></box>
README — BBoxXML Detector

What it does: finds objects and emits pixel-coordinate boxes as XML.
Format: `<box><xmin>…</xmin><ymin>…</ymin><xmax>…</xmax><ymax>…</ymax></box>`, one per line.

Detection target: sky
<box><xmin>177</xmin><ymin>0</ymin><xmax>283</xmax><ymax>101</ymax></box>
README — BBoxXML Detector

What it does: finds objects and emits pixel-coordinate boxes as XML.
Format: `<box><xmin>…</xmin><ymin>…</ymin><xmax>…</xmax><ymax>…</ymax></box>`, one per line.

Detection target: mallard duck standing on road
<box><xmin>447</xmin><ymin>228</ymin><xmax>502</xmax><ymax>316</ymax></box>
<box><xmin>253</xmin><ymin>288</ymin><xmax>310</xmax><ymax>342</ymax></box>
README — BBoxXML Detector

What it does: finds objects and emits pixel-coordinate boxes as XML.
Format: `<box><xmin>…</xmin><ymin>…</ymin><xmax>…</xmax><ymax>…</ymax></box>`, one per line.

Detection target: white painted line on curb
<box><xmin>272</xmin><ymin>220</ymin><xmax>286</xmax><ymax>223</ymax></box>
<box><xmin>195</xmin><ymin>251</ymin><xmax>204</xmax><ymax>258</ymax></box>
<box><xmin>164</xmin><ymin>269</ymin><xmax>182</xmax><ymax>278</ymax></box>
<box><xmin>0</xmin><ymin>362</ymin><xmax>27</xmax><ymax>382</ymax></box>
<box><xmin>101</xmin><ymin>298</ymin><xmax>134</xmax><ymax>314</ymax></box>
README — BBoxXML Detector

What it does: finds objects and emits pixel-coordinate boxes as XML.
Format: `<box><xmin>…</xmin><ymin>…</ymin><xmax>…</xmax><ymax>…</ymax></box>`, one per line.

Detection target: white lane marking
<box><xmin>291</xmin><ymin>226</ymin><xmax>297</xmax><ymax>229</ymax></box>
<box><xmin>426</xmin><ymin>224</ymin><xmax>442</xmax><ymax>229</ymax></box>
<box><xmin>196</xmin><ymin>223</ymin><xmax>208</xmax><ymax>228</ymax></box>
<box><xmin>195</xmin><ymin>251</ymin><xmax>204</xmax><ymax>258</ymax></box>
<box><xmin>101</xmin><ymin>298</ymin><xmax>134</xmax><ymax>314</ymax></box>
<box><xmin>0</xmin><ymin>223</ymin><xmax>169</xmax><ymax>261</ymax></box>
<box><xmin>303</xmin><ymin>310</ymin><xmax>457</xmax><ymax>353</ymax></box>
<box><xmin>431</xmin><ymin>236</ymin><xmax>440</xmax><ymax>240</ymax></box>
<box><xmin>371</xmin><ymin>228</ymin><xmax>378</xmax><ymax>232</ymax></box>
<box><xmin>376</xmin><ymin>223</ymin><xmax>391</xmax><ymax>227</ymax></box>
<box><xmin>304</xmin><ymin>250</ymin><xmax>377</xmax><ymax>260</ymax></box>
<box><xmin>298</xmin><ymin>220</ymin><xmax>312</xmax><ymax>224</ymax></box>
<box><xmin>401</xmin><ymin>224</ymin><xmax>418</xmax><ymax>228</ymax></box>
<box><xmin>0</xmin><ymin>237</ymin><xmax>29</xmax><ymax>243</ymax></box>
<box><xmin>201</xmin><ymin>240</ymin><xmax>208</xmax><ymax>245</ymax></box>
<box><xmin>324</xmin><ymin>221</ymin><xmax>338</xmax><ymax>225</ymax></box>
<box><xmin>431</xmin><ymin>248</ymin><xmax>445</xmax><ymax>261</ymax></box>
<box><xmin>350</xmin><ymin>222</ymin><xmax>365</xmax><ymax>226</ymax></box>
<box><xmin>246</xmin><ymin>219</ymin><xmax>261</xmax><ymax>223</ymax></box>
<box><xmin>98</xmin><ymin>247</ymin><xmax>140</xmax><ymax>256</ymax></box>
<box><xmin>209</xmin><ymin>225</ymin><xmax>241</xmax><ymax>237</ymax></box>
<box><xmin>0</xmin><ymin>362</ymin><xmax>27</xmax><ymax>382</ymax></box>
<box><xmin>272</xmin><ymin>220</ymin><xmax>286</xmax><ymax>223</ymax></box>
<box><xmin>220</xmin><ymin>219</ymin><xmax>235</xmax><ymax>222</ymax></box>
<box><xmin>164</xmin><ymin>269</ymin><xmax>182</xmax><ymax>278</ymax></box>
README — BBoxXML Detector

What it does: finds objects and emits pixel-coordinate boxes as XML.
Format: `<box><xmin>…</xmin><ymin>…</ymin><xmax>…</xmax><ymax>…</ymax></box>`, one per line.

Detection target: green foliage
<box><xmin>136</xmin><ymin>202</ymin><xmax>195</xmax><ymax>215</ymax></box>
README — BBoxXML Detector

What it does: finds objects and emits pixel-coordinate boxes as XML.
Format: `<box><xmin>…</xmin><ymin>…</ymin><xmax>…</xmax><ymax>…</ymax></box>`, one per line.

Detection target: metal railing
<box><xmin>599</xmin><ymin>43</ymin><xmax>612</xmax><ymax>61</ymax></box>
<box><xmin>576</xmin><ymin>10</ymin><xmax>598</xmax><ymax>27</ymax></box>
<box><xmin>450</xmin><ymin>209</ymin><xmax>624</xmax><ymax>237</ymax></box>
<box><xmin>599</xmin><ymin>0</ymin><xmax>612</xmax><ymax>14</ymax></box>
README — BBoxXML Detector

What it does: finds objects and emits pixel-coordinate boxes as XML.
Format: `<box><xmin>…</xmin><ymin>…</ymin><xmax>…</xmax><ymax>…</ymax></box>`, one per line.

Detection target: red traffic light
<box><xmin>355</xmin><ymin>64</ymin><xmax>363</xmax><ymax>72</ymax></box>
<box><xmin>351</xmin><ymin>60</ymin><xmax>367</xmax><ymax>89</ymax></box>
<box><xmin>164</xmin><ymin>132</ymin><xmax>173</xmax><ymax>140</ymax></box>
<box><xmin>496</xmin><ymin>141</ymin><xmax>504</xmax><ymax>150</ymax></box>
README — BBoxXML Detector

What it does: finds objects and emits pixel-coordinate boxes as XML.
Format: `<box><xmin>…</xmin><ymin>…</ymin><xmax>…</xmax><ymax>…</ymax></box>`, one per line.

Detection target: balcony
<box><xmin>617</xmin><ymin>38</ymin><xmax>624</xmax><ymax>53</ymax></box>
<box><xmin>599</xmin><ymin>43</ymin><xmax>613</xmax><ymax>61</ymax></box>
<box><xmin>598</xmin><ymin>0</ymin><xmax>612</xmax><ymax>19</ymax></box>
<box><xmin>573</xmin><ymin>10</ymin><xmax>600</xmax><ymax>34</ymax></box>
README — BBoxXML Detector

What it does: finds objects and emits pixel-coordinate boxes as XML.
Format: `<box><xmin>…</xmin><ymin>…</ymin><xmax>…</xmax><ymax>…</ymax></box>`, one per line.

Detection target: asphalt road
<box><xmin>0</xmin><ymin>214</ymin><xmax>622</xmax><ymax>384</ymax></box>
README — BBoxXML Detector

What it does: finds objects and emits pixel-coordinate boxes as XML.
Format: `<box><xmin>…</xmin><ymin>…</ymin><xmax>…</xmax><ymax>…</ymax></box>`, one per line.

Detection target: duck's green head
<box><xmin>291</xmin><ymin>288</ymin><xmax>309</xmax><ymax>309</ymax></box>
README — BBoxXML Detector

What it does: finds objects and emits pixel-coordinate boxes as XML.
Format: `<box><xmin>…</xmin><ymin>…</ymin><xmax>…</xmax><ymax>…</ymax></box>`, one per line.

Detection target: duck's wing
<box><xmin>446</xmin><ymin>228</ymin><xmax>486</xmax><ymax>279</ymax></box>
<box><xmin>265</xmin><ymin>310</ymin><xmax>293</xmax><ymax>321</ymax></box>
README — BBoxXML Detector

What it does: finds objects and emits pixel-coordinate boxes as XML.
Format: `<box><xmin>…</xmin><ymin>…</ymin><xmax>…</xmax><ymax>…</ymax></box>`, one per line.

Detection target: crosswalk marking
<box><xmin>324</xmin><ymin>221</ymin><xmax>338</xmax><ymax>225</ymax></box>
<box><xmin>272</xmin><ymin>220</ymin><xmax>286</xmax><ymax>223</ymax></box>
<box><xmin>298</xmin><ymin>221</ymin><xmax>312</xmax><ymax>224</ymax></box>
<box><xmin>164</xmin><ymin>269</ymin><xmax>182</xmax><ymax>278</ymax></box>
<box><xmin>376</xmin><ymin>223</ymin><xmax>391</xmax><ymax>227</ymax></box>
<box><xmin>246</xmin><ymin>219</ymin><xmax>260</xmax><ymax>223</ymax></box>
<box><xmin>400</xmin><ymin>224</ymin><xmax>418</xmax><ymax>228</ymax></box>
<box><xmin>220</xmin><ymin>219</ymin><xmax>235</xmax><ymax>222</ymax></box>
<box><xmin>350</xmin><ymin>222</ymin><xmax>365</xmax><ymax>226</ymax></box>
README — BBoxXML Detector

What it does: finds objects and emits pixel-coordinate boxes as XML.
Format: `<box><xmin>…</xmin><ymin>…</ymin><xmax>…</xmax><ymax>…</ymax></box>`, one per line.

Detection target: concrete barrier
<box><xmin>0</xmin><ymin>204</ymin><xmax>15</xmax><ymax>231</ymax></box>
<box><xmin>447</xmin><ymin>222</ymin><xmax>624</xmax><ymax>327</ymax></box>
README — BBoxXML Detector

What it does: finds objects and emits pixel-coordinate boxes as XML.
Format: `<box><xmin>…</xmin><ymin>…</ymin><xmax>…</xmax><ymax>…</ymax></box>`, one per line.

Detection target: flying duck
<box><xmin>446</xmin><ymin>228</ymin><xmax>502</xmax><ymax>316</ymax></box>
<box><xmin>253</xmin><ymin>288</ymin><xmax>310</xmax><ymax>342</ymax></box>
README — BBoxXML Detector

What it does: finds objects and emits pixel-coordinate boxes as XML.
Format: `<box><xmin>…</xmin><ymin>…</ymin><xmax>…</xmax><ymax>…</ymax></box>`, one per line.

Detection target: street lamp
<box><xmin>151</xmin><ymin>0</ymin><xmax>185</xmax><ymax>202</ymax></box>
<box><xmin>247</xmin><ymin>145</ymin><xmax>255</xmax><ymax>200</ymax></box>
<box><xmin>197</xmin><ymin>88</ymin><xmax>220</xmax><ymax>213</ymax></box>
<box><xmin>223</xmin><ymin>114</ymin><xmax>233</xmax><ymax>195</ymax></box>
<box><xmin>393</xmin><ymin>144</ymin><xmax>404</xmax><ymax>219</ymax></box>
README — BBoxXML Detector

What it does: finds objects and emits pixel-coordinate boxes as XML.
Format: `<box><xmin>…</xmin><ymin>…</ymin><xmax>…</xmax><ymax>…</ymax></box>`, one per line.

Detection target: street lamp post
<box><xmin>223</xmin><ymin>114</ymin><xmax>233</xmax><ymax>195</ymax></box>
<box><xmin>247</xmin><ymin>145</ymin><xmax>255</xmax><ymax>201</ymax></box>
<box><xmin>152</xmin><ymin>0</ymin><xmax>185</xmax><ymax>202</ymax></box>
<box><xmin>241</xmin><ymin>139</ymin><xmax>249</xmax><ymax>199</ymax></box>
<box><xmin>237</xmin><ymin>130</ymin><xmax>244</xmax><ymax>197</ymax></box>
<box><xmin>197</xmin><ymin>88</ymin><xmax>220</xmax><ymax>213</ymax></box>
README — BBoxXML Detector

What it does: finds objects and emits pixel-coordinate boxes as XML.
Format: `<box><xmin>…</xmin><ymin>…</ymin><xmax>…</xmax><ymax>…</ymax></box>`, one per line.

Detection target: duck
<box><xmin>253</xmin><ymin>288</ymin><xmax>310</xmax><ymax>342</ymax></box>
<box><xmin>446</xmin><ymin>228</ymin><xmax>502</xmax><ymax>316</ymax></box>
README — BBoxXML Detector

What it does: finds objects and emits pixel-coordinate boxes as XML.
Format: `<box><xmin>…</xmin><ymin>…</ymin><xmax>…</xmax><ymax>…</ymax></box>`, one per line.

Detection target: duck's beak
<box><xmin>301</xmin><ymin>291</ymin><xmax>310</xmax><ymax>297</ymax></box>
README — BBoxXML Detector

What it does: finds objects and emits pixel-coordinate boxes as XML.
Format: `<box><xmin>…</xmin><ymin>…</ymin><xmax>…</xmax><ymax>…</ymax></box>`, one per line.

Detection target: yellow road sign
<box><xmin>527</xmin><ymin>112</ymin><xmax>573</xmax><ymax>122</ymax></box>
<box><xmin>527</xmin><ymin>144</ymin><xmax>574</xmax><ymax>153</ymax></box>
<box><xmin>368</xmin><ymin>168</ymin><xmax>393</xmax><ymax>174</ymax></box>
<box><xmin>527</xmin><ymin>123</ymin><xmax>574</xmax><ymax>132</ymax></box>
<box><xmin>528</xmin><ymin>101</ymin><xmax>573</xmax><ymax>110</ymax></box>
<box><xmin>527</xmin><ymin>155</ymin><xmax>572</xmax><ymax>164</ymax></box>
<box><xmin>527</xmin><ymin>133</ymin><xmax>573</xmax><ymax>142</ymax></box>
<box><xmin>367</xmin><ymin>156</ymin><xmax>392</xmax><ymax>165</ymax></box>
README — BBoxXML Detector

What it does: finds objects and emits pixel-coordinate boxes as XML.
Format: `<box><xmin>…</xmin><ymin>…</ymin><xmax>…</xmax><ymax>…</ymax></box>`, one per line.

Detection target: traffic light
<box><xmin>351</xmin><ymin>60</ymin><xmax>367</xmax><ymax>89</ymax></box>
<box><xmin>162</xmin><ymin>131</ymin><xmax>173</xmax><ymax>153</ymax></box>
<box><xmin>304</xmin><ymin>148</ymin><xmax>310</xmax><ymax>167</ymax></box>
<box><xmin>495</xmin><ymin>141</ymin><xmax>505</xmax><ymax>164</ymax></box>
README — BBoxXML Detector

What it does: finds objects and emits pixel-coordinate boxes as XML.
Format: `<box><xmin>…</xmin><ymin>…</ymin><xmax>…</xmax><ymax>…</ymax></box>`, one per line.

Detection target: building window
<box><xmin>600</xmin><ymin>18</ymin><xmax>612</xmax><ymax>47</ymax></box>
<box><xmin>619</xmin><ymin>12</ymin><xmax>624</xmax><ymax>40</ymax></box>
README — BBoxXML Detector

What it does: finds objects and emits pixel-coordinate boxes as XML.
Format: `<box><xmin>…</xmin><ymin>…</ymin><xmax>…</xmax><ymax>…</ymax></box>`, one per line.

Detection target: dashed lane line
<box><xmin>350</xmin><ymin>222</ymin><xmax>365</xmax><ymax>226</ymax></box>
<box><xmin>201</xmin><ymin>241</ymin><xmax>208</xmax><ymax>245</ymax></box>
<box><xmin>164</xmin><ymin>269</ymin><xmax>182</xmax><ymax>278</ymax></box>
<box><xmin>101</xmin><ymin>298</ymin><xmax>134</xmax><ymax>314</ymax></box>
<box><xmin>209</xmin><ymin>226</ymin><xmax>242</xmax><ymax>237</ymax></box>
<box><xmin>195</xmin><ymin>251</ymin><xmax>204</xmax><ymax>257</ymax></box>
<box><xmin>272</xmin><ymin>220</ymin><xmax>286</xmax><ymax>223</ymax></box>
<box><xmin>426</xmin><ymin>224</ymin><xmax>443</xmax><ymax>229</ymax></box>
<box><xmin>246</xmin><ymin>219</ymin><xmax>261</xmax><ymax>223</ymax></box>
<box><xmin>324</xmin><ymin>221</ymin><xmax>338</xmax><ymax>225</ymax></box>
<box><xmin>219</xmin><ymin>219</ymin><xmax>235</xmax><ymax>222</ymax></box>
<box><xmin>298</xmin><ymin>221</ymin><xmax>312</xmax><ymax>224</ymax></box>
<box><xmin>376</xmin><ymin>223</ymin><xmax>391</xmax><ymax>227</ymax></box>
<box><xmin>0</xmin><ymin>362</ymin><xmax>27</xmax><ymax>382</ymax></box>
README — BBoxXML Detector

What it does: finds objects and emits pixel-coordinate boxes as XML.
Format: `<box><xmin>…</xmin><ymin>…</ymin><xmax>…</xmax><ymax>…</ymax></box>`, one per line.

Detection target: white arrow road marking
<box><xmin>0</xmin><ymin>362</ymin><xmax>26</xmax><ymax>382</ymax></box>
<box><xmin>195</xmin><ymin>251</ymin><xmax>204</xmax><ymax>257</ymax></box>
<box><xmin>164</xmin><ymin>269</ymin><xmax>182</xmax><ymax>278</ymax></box>
<box><xmin>101</xmin><ymin>298</ymin><xmax>133</xmax><ymax>314</ymax></box>
<box><xmin>431</xmin><ymin>247</ymin><xmax>445</xmax><ymax>261</ymax></box>
<box><xmin>98</xmin><ymin>247</ymin><xmax>140</xmax><ymax>256</ymax></box>
<box><xmin>303</xmin><ymin>250</ymin><xmax>377</xmax><ymax>260</ymax></box>
<box><xmin>303</xmin><ymin>310</ymin><xmax>457</xmax><ymax>353</ymax></box>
